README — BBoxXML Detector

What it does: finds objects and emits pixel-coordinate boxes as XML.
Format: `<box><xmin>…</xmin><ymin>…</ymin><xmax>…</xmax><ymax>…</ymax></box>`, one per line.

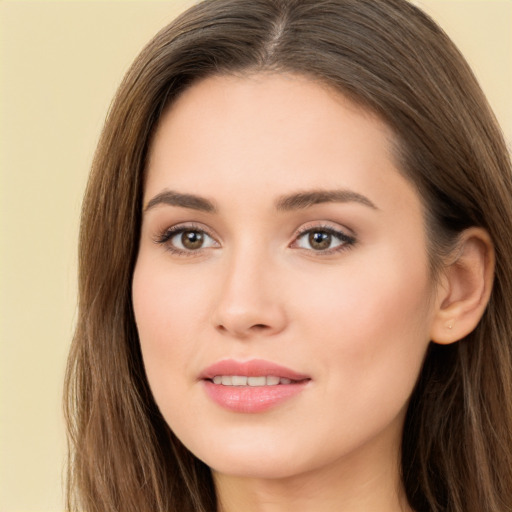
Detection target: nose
<box><xmin>212</xmin><ymin>248</ymin><xmax>288</xmax><ymax>339</ymax></box>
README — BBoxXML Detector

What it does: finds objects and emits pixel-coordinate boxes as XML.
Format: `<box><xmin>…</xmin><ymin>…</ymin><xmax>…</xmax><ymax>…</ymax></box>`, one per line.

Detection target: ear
<box><xmin>430</xmin><ymin>227</ymin><xmax>495</xmax><ymax>345</ymax></box>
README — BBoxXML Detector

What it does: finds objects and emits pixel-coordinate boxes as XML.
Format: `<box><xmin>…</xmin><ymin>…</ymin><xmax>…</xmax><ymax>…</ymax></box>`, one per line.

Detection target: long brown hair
<box><xmin>64</xmin><ymin>1</ymin><xmax>512</xmax><ymax>510</ymax></box>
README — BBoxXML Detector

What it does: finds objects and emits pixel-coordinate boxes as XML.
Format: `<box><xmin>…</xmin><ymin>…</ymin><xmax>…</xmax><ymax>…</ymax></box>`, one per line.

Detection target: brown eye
<box><xmin>156</xmin><ymin>226</ymin><xmax>218</xmax><ymax>254</ymax></box>
<box><xmin>181</xmin><ymin>230</ymin><xmax>204</xmax><ymax>250</ymax></box>
<box><xmin>308</xmin><ymin>231</ymin><xmax>331</xmax><ymax>250</ymax></box>
<box><xmin>294</xmin><ymin>226</ymin><xmax>355</xmax><ymax>253</ymax></box>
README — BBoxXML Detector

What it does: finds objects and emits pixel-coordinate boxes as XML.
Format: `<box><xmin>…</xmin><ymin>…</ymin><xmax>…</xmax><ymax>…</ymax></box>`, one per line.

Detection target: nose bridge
<box><xmin>212</xmin><ymin>238</ymin><xmax>287</xmax><ymax>337</ymax></box>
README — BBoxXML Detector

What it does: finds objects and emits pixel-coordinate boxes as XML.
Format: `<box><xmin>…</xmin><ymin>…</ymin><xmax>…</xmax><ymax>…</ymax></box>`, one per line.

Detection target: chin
<box><xmin>208</xmin><ymin>453</ymin><xmax>308</xmax><ymax>481</ymax></box>
<box><xmin>182</xmin><ymin>428</ymin><xmax>311</xmax><ymax>480</ymax></box>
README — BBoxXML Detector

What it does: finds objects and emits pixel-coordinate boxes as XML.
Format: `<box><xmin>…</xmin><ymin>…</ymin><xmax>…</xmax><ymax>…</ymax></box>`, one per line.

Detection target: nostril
<box><xmin>216</xmin><ymin>324</ymin><xmax>270</xmax><ymax>332</ymax></box>
<box><xmin>213</xmin><ymin>303</ymin><xmax>287</xmax><ymax>337</ymax></box>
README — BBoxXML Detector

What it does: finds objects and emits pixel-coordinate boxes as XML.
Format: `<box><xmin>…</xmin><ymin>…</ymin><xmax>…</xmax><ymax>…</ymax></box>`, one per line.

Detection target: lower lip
<box><xmin>203</xmin><ymin>380</ymin><xmax>309</xmax><ymax>413</ymax></box>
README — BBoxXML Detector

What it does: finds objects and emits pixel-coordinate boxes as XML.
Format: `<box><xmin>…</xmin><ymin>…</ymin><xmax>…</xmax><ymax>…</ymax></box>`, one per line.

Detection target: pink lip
<box><xmin>200</xmin><ymin>358</ymin><xmax>310</xmax><ymax>381</ymax></box>
<box><xmin>200</xmin><ymin>359</ymin><xmax>310</xmax><ymax>413</ymax></box>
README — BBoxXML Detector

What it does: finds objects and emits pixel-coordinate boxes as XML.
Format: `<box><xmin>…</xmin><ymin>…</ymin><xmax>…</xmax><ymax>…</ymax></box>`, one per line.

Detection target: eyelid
<box><xmin>153</xmin><ymin>222</ymin><xmax>220</xmax><ymax>255</ymax></box>
<box><xmin>291</xmin><ymin>222</ymin><xmax>356</xmax><ymax>254</ymax></box>
<box><xmin>294</xmin><ymin>221</ymin><xmax>355</xmax><ymax>237</ymax></box>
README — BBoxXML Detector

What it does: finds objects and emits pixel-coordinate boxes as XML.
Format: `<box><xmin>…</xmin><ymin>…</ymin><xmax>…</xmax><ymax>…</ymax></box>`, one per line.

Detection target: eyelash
<box><xmin>154</xmin><ymin>223</ymin><xmax>356</xmax><ymax>256</ymax></box>
<box><xmin>154</xmin><ymin>223</ymin><xmax>218</xmax><ymax>257</ymax></box>
<box><xmin>293</xmin><ymin>224</ymin><xmax>356</xmax><ymax>255</ymax></box>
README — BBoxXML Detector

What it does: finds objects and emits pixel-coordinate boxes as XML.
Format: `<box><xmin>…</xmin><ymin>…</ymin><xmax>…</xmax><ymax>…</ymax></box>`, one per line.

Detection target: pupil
<box><xmin>309</xmin><ymin>231</ymin><xmax>331</xmax><ymax>250</ymax></box>
<box><xmin>182</xmin><ymin>231</ymin><xmax>203</xmax><ymax>249</ymax></box>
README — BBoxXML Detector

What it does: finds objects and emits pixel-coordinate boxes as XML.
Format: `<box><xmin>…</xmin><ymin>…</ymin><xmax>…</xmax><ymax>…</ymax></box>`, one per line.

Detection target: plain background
<box><xmin>0</xmin><ymin>1</ymin><xmax>510</xmax><ymax>510</ymax></box>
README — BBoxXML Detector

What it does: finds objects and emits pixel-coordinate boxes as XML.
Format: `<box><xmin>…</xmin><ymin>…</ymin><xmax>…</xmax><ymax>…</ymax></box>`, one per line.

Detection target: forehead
<box><xmin>145</xmin><ymin>72</ymin><xmax>419</xmax><ymax>219</ymax></box>
<box><xmin>149</xmin><ymin>72</ymin><xmax>393</xmax><ymax>157</ymax></box>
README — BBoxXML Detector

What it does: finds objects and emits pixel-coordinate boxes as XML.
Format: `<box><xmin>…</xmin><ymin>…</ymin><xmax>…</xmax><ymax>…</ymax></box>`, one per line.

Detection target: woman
<box><xmin>64</xmin><ymin>0</ymin><xmax>512</xmax><ymax>511</ymax></box>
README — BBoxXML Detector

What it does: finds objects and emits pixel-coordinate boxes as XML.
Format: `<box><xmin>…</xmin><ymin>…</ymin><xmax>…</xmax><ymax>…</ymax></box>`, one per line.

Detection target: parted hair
<box><xmin>64</xmin><ymin>0</ymin><xmax>512</xmax><ymax>510</ymax></box>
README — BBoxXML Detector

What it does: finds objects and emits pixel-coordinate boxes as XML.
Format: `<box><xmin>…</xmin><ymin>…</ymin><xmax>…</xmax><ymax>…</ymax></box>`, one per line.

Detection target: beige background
<box><xmin>0</xmin><ymin>1</ymin><xmax>510</xmax><ymax>510</ymax></box>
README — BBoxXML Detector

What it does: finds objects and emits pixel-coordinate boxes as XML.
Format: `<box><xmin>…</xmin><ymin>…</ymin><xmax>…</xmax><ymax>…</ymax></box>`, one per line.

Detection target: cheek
<box><xmin>294</xmin><ymin>258</ymin><xmax>432</xmax><ymax>336</ymax></box>
<box><xmin>131</xmin><ymin>255</ymin><xmax>212</xmax><ymax>401</ymax></box>
<box><xmin>132</xmin><ymin>247</ymin><xmax>219</xmax><ymax>335</ymax></box>
<box><xmin>280</xmin><ymin>266</ymin><xmax>432</xmax><ymax>467</ymax></box>
<box><xmin>293</xmin><ymin>248</ymin><xmax>433</xmax><ymax>402</ymax></box>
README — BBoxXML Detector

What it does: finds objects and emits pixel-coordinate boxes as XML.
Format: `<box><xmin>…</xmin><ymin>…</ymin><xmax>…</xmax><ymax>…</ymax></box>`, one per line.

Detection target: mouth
<box><xmin>200</xmin><ymin>359</ymin><xmax>311</xmax><ymax>413</ymax></box>
<box><xmin>210</xmin><ymin>375</ymin><xmax>301</xmax><ymax>386</ymax></box>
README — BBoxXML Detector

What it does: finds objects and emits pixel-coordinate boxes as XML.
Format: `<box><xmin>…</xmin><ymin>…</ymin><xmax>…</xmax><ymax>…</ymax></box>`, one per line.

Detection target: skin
<box><xmin>132</xmin><ymin>73</ymin><xmax>491</xmax><ymax>511</ymax></box>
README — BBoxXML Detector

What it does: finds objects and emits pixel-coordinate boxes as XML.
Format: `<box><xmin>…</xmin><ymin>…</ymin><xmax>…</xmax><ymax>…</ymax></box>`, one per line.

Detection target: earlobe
<box><xmin>430</xmin><ymin>227</ymin><xmax>495</xmax><ymax>345</ymax></box>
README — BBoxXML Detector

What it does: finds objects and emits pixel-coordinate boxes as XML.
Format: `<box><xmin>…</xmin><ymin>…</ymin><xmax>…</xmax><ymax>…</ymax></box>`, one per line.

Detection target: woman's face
<box><xmin>133</xmin><ymin>73</ymin><xmax>438</xmax><ymax>480</ymax></box>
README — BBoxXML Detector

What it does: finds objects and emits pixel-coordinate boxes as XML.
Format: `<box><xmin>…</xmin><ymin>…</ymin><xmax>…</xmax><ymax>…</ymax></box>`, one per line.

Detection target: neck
<box><xmin>213</xmin><ymin>436</ymin><xmax>412</xmax><ymax>512</ymax></box>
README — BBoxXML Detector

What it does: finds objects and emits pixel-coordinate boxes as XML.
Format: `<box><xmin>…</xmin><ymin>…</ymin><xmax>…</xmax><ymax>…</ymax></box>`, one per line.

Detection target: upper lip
<box><xmin>199</xmin><ymin>358</ymin><xmax>310</xmax><ymax>381</ymax></box>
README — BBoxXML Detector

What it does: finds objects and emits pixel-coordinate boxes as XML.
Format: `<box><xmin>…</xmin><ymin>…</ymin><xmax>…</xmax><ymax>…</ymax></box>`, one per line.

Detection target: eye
<box><xmin>155</xmin><ymin>225</ymin><xmax>219</xmax><ymax>254</ymax></box>
<box><xmin>173</xmin><ymin>230</ymin><xmax>215</xmax><ymax>250</ymax></box>
<box><xmin>293</xmin><ymin>226</ymin><xmax>355</xmax><ymax>253</ymax></box>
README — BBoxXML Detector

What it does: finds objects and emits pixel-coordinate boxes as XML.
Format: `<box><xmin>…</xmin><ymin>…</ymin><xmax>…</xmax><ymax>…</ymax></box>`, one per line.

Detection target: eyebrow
<box><xmin>144</xmin><ymin>188</ymin><xmax>378</xmax><ymax>214</ymax></box>
<box><xmin>275</xmin><ymin>189</ymin><xmax>378</xmax><ymax>211</ymax></box>
<box><xmin>144</xmin><ymin>190</ymin><xmax>216</xmax><ymax>213</ymax></box>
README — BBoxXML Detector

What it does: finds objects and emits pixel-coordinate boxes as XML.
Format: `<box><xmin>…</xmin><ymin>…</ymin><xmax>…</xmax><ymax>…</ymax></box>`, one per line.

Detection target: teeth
<box><xmin>232</xmin><ymin>375</ymin><xmax>247</xmax><ymax>386</ymax></box>
<box><xmin>247</xmin><ymin>376</ymin><xmax>266</xmax><ymax>386</ymax></box>
<box><xmin>211</xmin><ymin>375</ymin><xmax>295</xmax><ymax>386</ymax></box>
